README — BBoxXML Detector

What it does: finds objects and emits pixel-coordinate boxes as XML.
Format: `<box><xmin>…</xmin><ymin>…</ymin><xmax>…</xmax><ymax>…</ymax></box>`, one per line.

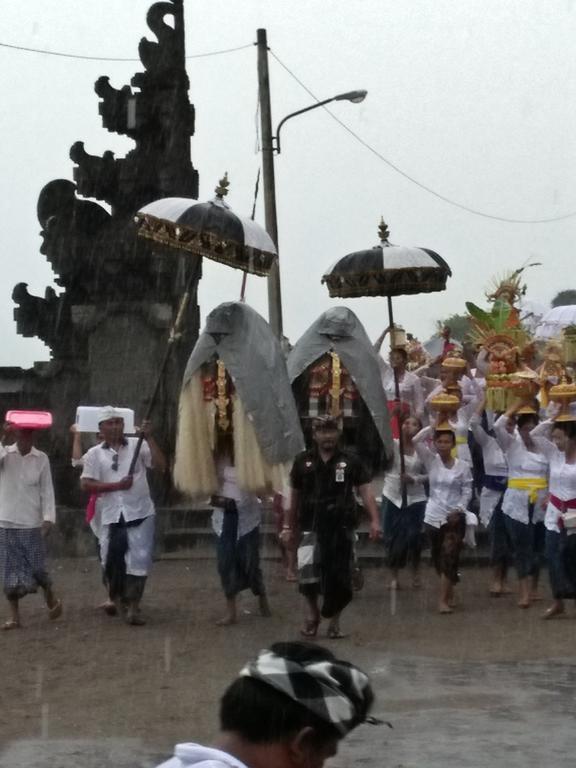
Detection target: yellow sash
<box><xmin>508</xmin><ymin>477</ymin><xmax>548</xmax><ymax>503</ymax></box>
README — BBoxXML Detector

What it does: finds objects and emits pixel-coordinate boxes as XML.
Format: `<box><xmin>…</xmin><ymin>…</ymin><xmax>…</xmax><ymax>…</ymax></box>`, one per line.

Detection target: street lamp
<box><xmin>256</xmin><ymin>28</ymin><xmax>367</xmax><ymax>339</ymax></box>
<box><xmin>274</xmin><ymin>90</ymin><xmax>367</xmax><ymax>154</ymax></box>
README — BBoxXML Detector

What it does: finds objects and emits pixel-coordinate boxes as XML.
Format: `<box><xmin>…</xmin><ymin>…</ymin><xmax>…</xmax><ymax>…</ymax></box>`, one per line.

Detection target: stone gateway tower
<box><xmin>10</xmin><ymin>0</ymin><xmax>200</xmax><ymax>501</ymax></box>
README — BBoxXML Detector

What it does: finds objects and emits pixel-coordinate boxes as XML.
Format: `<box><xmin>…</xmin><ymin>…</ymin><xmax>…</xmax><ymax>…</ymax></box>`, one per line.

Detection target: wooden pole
<box><xmin>128</xmin><ymin>255</ymin><xmax>202</xmax><ymax>475</ymax></box>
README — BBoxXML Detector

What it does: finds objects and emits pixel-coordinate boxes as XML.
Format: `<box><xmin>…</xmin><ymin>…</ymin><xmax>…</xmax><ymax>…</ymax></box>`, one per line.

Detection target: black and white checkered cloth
<box><xmin>240</xmin><ymin>648</ymin><xmax>374</xmax><ymax>735</ymax></box>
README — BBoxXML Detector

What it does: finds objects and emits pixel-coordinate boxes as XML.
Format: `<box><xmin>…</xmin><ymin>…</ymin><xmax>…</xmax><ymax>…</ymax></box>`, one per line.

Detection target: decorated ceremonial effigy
<box><xmin>173</xmin><ymin>302</ymin><xmax>304</xmax><ymax>497</ymax></box>
<box><xmin>465</xmin><ymin>269</ymin><xmax>541</xmax><ymax>412</ymax></box>
<box><xmin>287</xmin><ymin>307</ymin><xmax>393</xmax><ymax>475</ymax></box>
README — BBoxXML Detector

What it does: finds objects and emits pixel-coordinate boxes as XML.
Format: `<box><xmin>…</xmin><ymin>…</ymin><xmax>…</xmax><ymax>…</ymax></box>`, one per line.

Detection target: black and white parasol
<box><xmin>322</xmin><ymin>220</ymin><xmax>451</xmax><ymax>298</ymax></box>
<box><xmin>321</xmin><ymin>218</ymin><xmax>452</xmax><ymax>500</ymax></box>
<box><xmin>136</xmin><ymin>174</ymin><xmax>277</xmax><ymax>276</ymax></box>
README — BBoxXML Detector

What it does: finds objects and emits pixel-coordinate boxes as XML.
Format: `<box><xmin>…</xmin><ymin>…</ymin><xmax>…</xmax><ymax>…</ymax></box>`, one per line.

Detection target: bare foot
<box><xmin>285</xmin><ymin>570</ymin><xmax>298</xmax><ymax>583</ymax></box>
<box><xmin>438</xmin><ymin>603</ymin><xmax>453</xmax><ymax>615</ymax></box>
<box><xmin>517</xmin><ymin>599</ymin><xmax>530</xmax><ymax>609</ymax></box>
<box><xmin>215</xmin><ymin>616</ymin><xmax>237</xmax><ymax>626</ymax></box>
<box><xmin>542</xmin><ymin>603</ymin><xmax>565</xmax><ymax>620</ymax></box>
<box><xmin>2</xmin><ymin>619</ymin><xmax>21</xmax><ymax>630</ymax></box>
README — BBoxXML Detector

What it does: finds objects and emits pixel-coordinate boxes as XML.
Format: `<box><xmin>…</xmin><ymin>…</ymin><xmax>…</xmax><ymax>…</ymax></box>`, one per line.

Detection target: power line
<box><xmin>0</xmin><ymin>40</ymin><xmax>253</xmax><ymax>62</ymax></box>
<box><xmin>270</xmin><ymin>50</ymin><xmax>576</xmax><ymax>225</ymax></box>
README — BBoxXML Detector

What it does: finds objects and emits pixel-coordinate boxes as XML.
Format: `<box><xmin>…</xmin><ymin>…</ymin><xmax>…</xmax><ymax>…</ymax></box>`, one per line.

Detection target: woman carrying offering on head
<box><xmin>413</xmin><ymin>419</ymin><xmax>474</xmax><ymax>614</ymax></box>
<box><xmin>493</xmin><ymin>399</ymin><xmax>548</xmax><ymax>608</ymax></box>
<box><xmin>381</xmin><ymin>416</ymin><xmax>428</xmax><ymax>590</ymax></box>
<box><xmin>529</xmin><ymin>407</ymin><xmax>576</xmax><ymax>619</ymax></box>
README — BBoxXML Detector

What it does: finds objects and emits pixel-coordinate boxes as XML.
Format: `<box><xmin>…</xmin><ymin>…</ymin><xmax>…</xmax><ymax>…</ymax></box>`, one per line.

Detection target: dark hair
<box><xmin>220</xmin><ymin>642</ymin><xmax>341</xmax><ymax>746</ymax></box>
<box><xmin>403</xmin><ymin>414</ymin><xmax>423</xmax><ymax>432</ymax></box>
<box><xmin>517</xmin><ymin>413</ymin><xmax>539</xmax><ymax>430</ymax></box>
<box><xmin>391</xmin><ymin>348</ymin><xmax>408</xmax><ymax>363</ymax></box>
<box><xmin>434</xmin><ymin>429</ymin><xmax>456</xmax><ymax>445</ymax></box>
<box><xmin>554</xmin><ymin>420</ymin><xmax>576</xmax><ymax>441</ymax></box>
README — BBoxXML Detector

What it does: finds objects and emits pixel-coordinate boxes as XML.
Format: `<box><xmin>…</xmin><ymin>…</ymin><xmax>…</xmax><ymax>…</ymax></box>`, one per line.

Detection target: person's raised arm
<box><xmin>493</xmin><ymin>411</ymin><xmax>516</xmax><ymax>452</ymax></box>
<box><xmin>530</xmin><ymin>419</ymin><xmax>556</xmax><ymax>458</ymax></box>
<box><xmin>374</xmin><ymin>326</ymin><xmax>391</xmax><ymax>354</ymax></box>
<box><xmin>139</xmin><ymin>421</ymin><xmax>167</xmax><ymax>473</ymax></box>
<box><xmin>412</xmin><ymin>425</ymin><xmax>434</xmax><ymax>469</ymax></box>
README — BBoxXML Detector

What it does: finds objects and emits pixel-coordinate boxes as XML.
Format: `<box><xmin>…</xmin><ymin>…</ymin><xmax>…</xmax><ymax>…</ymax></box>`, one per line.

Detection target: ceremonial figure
<box><xmin>173</xmin><ymin>302</ymin><xmax>304</xmax><ymax>625</ymax></box>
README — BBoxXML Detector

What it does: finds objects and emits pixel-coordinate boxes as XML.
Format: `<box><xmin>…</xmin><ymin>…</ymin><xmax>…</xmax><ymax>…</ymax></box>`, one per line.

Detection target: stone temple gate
<box><xmin>3</xmin><ymin>0</ymin><xmax>201</xmax><ymax>503</ymax></box>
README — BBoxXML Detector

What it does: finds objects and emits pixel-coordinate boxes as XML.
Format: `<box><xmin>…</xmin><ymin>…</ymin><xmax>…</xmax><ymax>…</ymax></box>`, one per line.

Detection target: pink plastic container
<box><xmin>5</xmin><ymin>410</ymin><xmax>53</xmax><ymax>430</ymax></box>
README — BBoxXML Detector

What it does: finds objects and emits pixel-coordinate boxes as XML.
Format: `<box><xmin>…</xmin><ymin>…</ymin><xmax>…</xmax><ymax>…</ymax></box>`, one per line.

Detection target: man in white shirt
<box><xmin>80</xmin><ymin>406</ymin><xmax>166</xmax><ymax>625</ymax></box>
<box><xmin>155</xmin><ymin>641</ymin><xmax>377</xmax><ymax>768</ymax></box>
<box><xmin>0</xmin><ymin>425</ymin><xmax>62</xmax><ymax>630</ymax></box>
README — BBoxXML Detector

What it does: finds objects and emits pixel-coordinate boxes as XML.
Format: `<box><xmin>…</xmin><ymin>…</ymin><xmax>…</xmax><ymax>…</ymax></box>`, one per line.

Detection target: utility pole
<box><xmin>257</xmin><ymin>28</ymin><xmax>283</xmax><ymax>339</ymax></box>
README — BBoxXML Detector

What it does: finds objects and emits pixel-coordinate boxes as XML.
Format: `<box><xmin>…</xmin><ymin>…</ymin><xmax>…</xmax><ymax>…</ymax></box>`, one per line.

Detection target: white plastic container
<box><xmin>75</xmin><ymin>406</ymin><xmax>135</xmax><ymax>434</ymax></box>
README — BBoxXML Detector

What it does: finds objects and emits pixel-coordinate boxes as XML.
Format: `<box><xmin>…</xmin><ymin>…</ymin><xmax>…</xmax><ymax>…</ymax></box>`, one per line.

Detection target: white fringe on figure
<box><xmin>173</xmin><ymin>373</ymin><xmax>289</xmax><ymax>498</ymax></box>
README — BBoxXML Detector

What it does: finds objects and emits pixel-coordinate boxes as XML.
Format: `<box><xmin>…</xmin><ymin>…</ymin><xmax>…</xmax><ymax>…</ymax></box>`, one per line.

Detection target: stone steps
<box><xmin>50</xmin><ymin>504</ymin><xmax>492</xmax><ymax>564</ymax></box>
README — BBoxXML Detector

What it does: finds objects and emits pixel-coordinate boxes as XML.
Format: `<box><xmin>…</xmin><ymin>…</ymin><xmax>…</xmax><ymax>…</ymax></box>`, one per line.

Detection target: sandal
<box><xmin>2</xmin><ymin>620</ymin><xmax>21</xmax><ymax>631</ymax></box>
<box><xmin>300</xmin><ymin>619</ymin><xmax>319</xmax><ymax>638</ymax></box>
<box><xmin>48</xmin><ymin>599</ymin><xmax>63</xmax><ymax>620</ymax></box>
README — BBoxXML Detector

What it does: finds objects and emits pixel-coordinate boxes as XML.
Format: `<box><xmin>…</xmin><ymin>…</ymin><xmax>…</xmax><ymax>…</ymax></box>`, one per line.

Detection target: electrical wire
<box><xmin>0</xmin><ymin>40</ymin><xmax>253</xmax><ymax>62</ymax></box>
<box><xmin>270</xmin><ymin>50</ymin><xmax>576</xmax><ymax>225</ymax></box>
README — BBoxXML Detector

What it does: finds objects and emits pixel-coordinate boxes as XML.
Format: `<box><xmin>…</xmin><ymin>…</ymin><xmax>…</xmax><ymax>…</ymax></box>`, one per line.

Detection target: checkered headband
<box><xmin>240</xmin><ymin>648</ymin><xmax>374</xmax><ymax>736</ymax></box>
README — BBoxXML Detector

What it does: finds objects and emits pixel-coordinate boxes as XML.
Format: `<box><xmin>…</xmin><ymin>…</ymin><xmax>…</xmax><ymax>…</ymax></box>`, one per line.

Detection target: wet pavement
<box><xmin>1</xmin><ymin>560</ymin><xmax>576</xmax><ymax>767</ymax></box>
<box><xmin>3</xmin><ymin>656</ymin><xmax>575</xmax><ymax>767</ymax></box>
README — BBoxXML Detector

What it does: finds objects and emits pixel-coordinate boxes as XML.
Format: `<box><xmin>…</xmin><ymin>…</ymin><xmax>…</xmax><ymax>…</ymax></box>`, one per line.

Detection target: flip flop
<box><xmin>2</xmin><ymin>620</ymin><xmax>20</xmax><ymax>631</ymax></box>
<box><xmin>48</xmin><ymin>599</ymin><xmax>62</xmax><ymax>620</ymax></box>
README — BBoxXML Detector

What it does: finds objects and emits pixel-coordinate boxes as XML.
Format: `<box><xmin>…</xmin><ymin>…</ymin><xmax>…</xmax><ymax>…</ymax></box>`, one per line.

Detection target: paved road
<box><xmin>2</xmin><ymin>559</ymin><xmax>576</xmax><ymax>767</ymax></box>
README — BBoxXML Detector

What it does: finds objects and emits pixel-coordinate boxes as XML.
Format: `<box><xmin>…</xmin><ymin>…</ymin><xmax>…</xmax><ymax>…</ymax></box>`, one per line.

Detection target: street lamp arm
<box><xmin>274</xmin><ymin>98</ymin><xmax>336</xmax><ymax>154</ymax></box>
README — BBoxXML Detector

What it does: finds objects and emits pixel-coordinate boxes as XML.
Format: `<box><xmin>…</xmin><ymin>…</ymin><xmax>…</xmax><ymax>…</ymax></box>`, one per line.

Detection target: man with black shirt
<box><xmin>283</xmin><ymin>417</ymin><xmax>381</xmax><ymax>639</ymax></box>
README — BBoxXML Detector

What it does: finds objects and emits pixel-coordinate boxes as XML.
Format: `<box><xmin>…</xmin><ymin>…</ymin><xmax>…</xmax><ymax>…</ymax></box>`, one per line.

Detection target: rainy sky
<box><xmin>1</xmin><ymin>0</ymin><xmax>576</xmax><ymax>367</ymax></box>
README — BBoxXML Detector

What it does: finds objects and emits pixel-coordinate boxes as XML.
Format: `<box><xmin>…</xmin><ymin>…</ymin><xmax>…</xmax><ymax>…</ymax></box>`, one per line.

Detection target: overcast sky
<box><xmin>1</xmin><ymin>0</ymin><xmax>576</xmax><ymax>367</ymax></box>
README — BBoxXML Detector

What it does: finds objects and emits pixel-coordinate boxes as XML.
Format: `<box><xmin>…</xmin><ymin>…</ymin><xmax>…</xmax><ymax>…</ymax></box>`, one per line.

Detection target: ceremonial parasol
<box><xmin>136</xmin><ymin>173</ymin><xmax>277</xmax><ymax>276</ymax></box>
<box><xmin>128</xmin><ymin>175</ymin><xmax>276</xmax><ymax>473</ymax></box>
<box><xmin>535</xmin><ymin>305</ymin><xmax>576</xmax><ymax>340</ymax></box>
<box><xmin>322</xmin><ymin>218</ymin><xmax>452</xmax><ymax>490</ymax></box>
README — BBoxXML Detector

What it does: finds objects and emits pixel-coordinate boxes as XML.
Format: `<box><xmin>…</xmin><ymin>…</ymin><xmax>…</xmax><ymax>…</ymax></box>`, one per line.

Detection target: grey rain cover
<box><xmin>182</xmin><ymin>302</ymin><xmax>304</xmax><ymax>464</ymax></box>
<box><xmin>287</xmin><ymin>306</ymin><xmax>393</xmax><ymax>457</ymax></box>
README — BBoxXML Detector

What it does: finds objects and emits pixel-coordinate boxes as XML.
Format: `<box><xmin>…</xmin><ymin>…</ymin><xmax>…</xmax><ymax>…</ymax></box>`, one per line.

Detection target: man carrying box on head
<box><xmin>80</xmin><ymin>406</ymin><xmax>166</xmax><ymax>625</ymax></box>
<box><xmin>0</xmin><ymin>418</ymin><xmax>62</xmax><ymax>630</ymax></box>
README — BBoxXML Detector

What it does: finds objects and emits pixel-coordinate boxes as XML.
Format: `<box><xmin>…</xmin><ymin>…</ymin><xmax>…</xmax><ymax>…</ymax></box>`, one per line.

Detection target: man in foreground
<box><xmin>155</xmin><ymin>640</ymin><xmax>376</xmax><ymax>768</ymax></box>
<box><xmin>81</xmin><ymin>406</ymin><xmax>165</xmax><ymax>625</ymax></box>
<box><xmin>283</xmin><ymin>417</ymin><xmax>382</xmax><ymax>639</ymax></box>
<box><xmin>0</xmin><ymin>424</ymin><xmax>62</xmax><ymax>629</ymax></box>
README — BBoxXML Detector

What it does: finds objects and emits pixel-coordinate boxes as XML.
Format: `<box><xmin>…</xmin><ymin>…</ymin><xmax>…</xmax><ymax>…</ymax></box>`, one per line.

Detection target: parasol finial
<box><xmin>215</xmin><ymin>173</ymin><xmax>230</xmax><ymax>199</ymax></box>
<box><xmin>378</xmin><ymin>217</ymin><xmax>390</xmax><ymax>243</ymax></box>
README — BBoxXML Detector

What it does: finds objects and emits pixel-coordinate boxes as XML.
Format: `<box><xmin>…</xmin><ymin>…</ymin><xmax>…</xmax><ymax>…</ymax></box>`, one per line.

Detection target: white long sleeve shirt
<box><xmin>0</xmin><ymin>444</ymin><xmax>56</xmax><ymax>528</ymax></box>
<box><xmin>413</xmin><ymin>426</ymin><xmax>473</xmax><ymax>528</ymax></box>
<box><xmin>494</xmin><ymin>415</ymin><xmax>548</xmax><ymax>524</ymax></box>
<box><xmin>469</xmin><ymin>412</ymin><xmax>508</xmax><ymax>525</ymax></box>
<box><xmin>378</xmin><ymin>357</ymin><xmax>425</xmax><ymax>418</ymax></box>
<box><xmin>531</xmin><ymin>420</ymin><xmax>576</xmax><ymax>533</ymax></box>
<box><xmin>381</xmin><ymin>440</ymin><xmax>427</xmax><ymax>508</ymax></box>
